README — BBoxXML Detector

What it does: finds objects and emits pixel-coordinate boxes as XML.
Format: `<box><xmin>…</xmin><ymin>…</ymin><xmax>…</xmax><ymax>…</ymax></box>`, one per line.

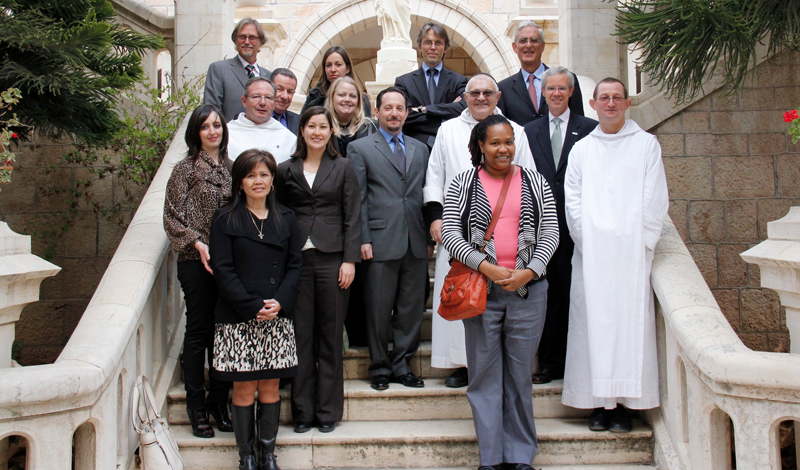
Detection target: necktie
<box><xmin>245</xmin><ymin>64</ymin><xmax>256</xmax><ymax>78</ymax></box>
<box><xmin>528</xmin><ymin>74</ymin><xmax>539</xmax><ymax>113</ymax></box>
<box><xmin>427</xmin><ymin>68</ymin><xmax>438</xmax><ymax>104</ymax></box>
<box><xmin>274</xmin><ymin>112</ymin><xmax>288</xmax><ymax>128</ymax></box>
<box><xmin>551</xmin><ymin>117</ymin><xmax>563</xmax><ymax>168</ymax></box>
<box><xmin>392</xmin><ymin>136</ymin><xmax>406</xmax><ymax>175</ymax></box>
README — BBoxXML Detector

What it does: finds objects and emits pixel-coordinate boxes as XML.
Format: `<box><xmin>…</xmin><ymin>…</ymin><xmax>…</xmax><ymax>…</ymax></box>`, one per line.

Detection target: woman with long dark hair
<box><xmin>209</xmin><ymin>150</ymin><xmax>303</xmax><ymax>470</ymax></box>
<box><xmin>301</xmin><ymin>46</ymin><xmax>371</xmax><ymax>117</ymax></box>
<box><xmin>276</xmin><ymin>107</ymin><xmax>361</xmax><ymax>433</ymax></box>
<box><xmin>163</xmin><ymin>104</ymin><xmax>233</xmax><ymax>439</ymax></box>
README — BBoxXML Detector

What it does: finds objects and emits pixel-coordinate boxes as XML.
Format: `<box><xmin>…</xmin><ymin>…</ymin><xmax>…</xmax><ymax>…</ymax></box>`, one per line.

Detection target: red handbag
<box><xmin>438</xmin><ymin>165</ymin><xmax>514</xmax><ymax>321</ymax></box>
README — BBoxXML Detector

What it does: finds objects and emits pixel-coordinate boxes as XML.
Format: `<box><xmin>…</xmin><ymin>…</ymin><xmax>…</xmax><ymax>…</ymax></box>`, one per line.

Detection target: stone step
<box><xmin>168</xmin><ymin>379</ymin><xmax>587</xmax><ymax>425</ymax></box>
<box><xmin>173</xmin><ymin>418</ymin><xmax>653</xmax><ymax>469</ymax></box>
<box><xmin>344</xmin><ymin>341</ymin><xmax>448</xmax><ymax>380</ymax></box>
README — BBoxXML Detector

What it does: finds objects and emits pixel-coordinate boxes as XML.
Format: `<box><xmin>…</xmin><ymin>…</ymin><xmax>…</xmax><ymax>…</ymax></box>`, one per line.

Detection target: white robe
<box><xmin>424</xmin><ymin>107</ymin><xmax>536</xmax><ymax>369</ymax></box>
<box><xmin>227</xmin><ymin>113</ymin><xmax>297</xmax><ymax>163</ymax></box>
<box><xmin>561</xmin><ymin>120</ymin><xmax>668</xmax><ymax>410</ymax></box>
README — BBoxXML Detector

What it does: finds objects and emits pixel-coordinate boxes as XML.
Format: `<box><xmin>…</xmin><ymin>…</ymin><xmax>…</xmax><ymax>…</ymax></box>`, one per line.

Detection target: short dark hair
<box><xmin>468</xmin><ymin>114</ymin><xmax>514</xmax><ymax>167</ymax></box>
<box><xmin>231</xmin><ymin>18</ymin><xmax>266</xmax><ymax>44</ymax></box>
<box><xmin>243</xmin><ymin>77</ymin><xmax>276</xmax><ymax>97</ymax></box>
<box><xmin>185</xmin><ymin>104</ymin><xmax>229</xmax><ymax>161</ymax></box>
<box><xmin>221</xmin><ymin>149</ymin><xmax>282</xmax><ymax>228</ymax></box>
<box><xmin>291</xmin><ymin>106</ymin><xmax>340</xmax><ymax>160</ymax></box>
<box><xmin>593</xmin><ymin>77</ymin><xmax>628</xmax><ymax>99</ymax></box>
<box><xmin>270</xmin><ymin>68</ymin><xmax>297</xmax><ymax>84</ymax></box>
<box><xmin>376</xmin><ymin>87</ymin><xmax>411</xmax><ymax>109</ymax></box>
<box><xmin>416</xmin><ymin>22</ymin><xmax>450</xmax><ymax>50</ymax></box>
<box><xmin>317</xmin><ymin>46</ymin><xmax>355</xmax><ymax>93</ymax></box>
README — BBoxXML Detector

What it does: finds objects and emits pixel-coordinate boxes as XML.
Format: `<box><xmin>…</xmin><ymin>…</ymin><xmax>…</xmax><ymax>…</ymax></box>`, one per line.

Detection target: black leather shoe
<box><xmin>478</xmin><ymin>466</ymin><xmax>495</xmax><ymax>470</ymax></box>
<box><xmin>207</xmin><ymin>402</ymin><xmax>234</xmax><ymax>432</ymax></box>
<box><xmin>318</xmin><ymin>422</ymin><xmax>336</xmax><ymax>433</ymax></box>
<box><xmin>588</xmin><ymin>407</ymin><xmax>610</xmax><ymax>431</ymax></box>
<box><xmin>609</xmin><ymin>405</ymin><xmax>633</xmax><ymax>433</ymax></box>
<box><xmin>293</xmin><ymin>422</ymin><xmax>313</xmax><ymax>433</ymax></box>
<box><xmin>532</xmin><ymin>368</ymin><xmax>553</xmax><ymax>384</ymax></box>
<box><xmin>513</xmin><ymin>464</ymin><xmax>540</xmax><ymax>470</ymax></box>
<box><xmin>370</xmin><ymin>374</ymin><xmax>390</xmax><ymax>391</ymax></box>
<box><xmin>444</xmin><ymin>367</ymin><xmax>468</xmax><ymax>388</ymax></box>
<box><xmin>187</xmin><ymin>407</ymin><xmax>215</xmax><ymax>438</ymax></box>
<box><xmin>392</xmin><ymin>372</ymin><xmax>425</xmax><ymax>388</ymax></box>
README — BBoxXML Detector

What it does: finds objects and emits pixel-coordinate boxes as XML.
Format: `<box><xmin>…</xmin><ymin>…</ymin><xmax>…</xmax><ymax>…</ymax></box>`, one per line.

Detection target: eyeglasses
<box><xmin>247</xmin><ymin>94</ymin><xmax>274</xmax><ymax>102</ymax></box>
<box><xmin>421</xmin><ymin>40</ymin><xmax>445</xmax><ymax>48</ymax></box>
<box><xmin>236</xmin><ymin>34</ymin><xmax>260</xmax><ymax>43</ymax></box>
<box><xmin>516</xmin><ymin>37</ymin><xmax>541</xmax><ymax>45</ymax></box>
<box><xmin>595</xmin><ymin>96</ymin><xmax>626</xmax><ymax>103</ymax></box>
<box><xmin>545</xmin><ymin>86</ymin><xmax>570</xmax><ymax>93</ymax></box>
<box><xmin>467</xmin><ymin>90</ymin><xmax>496</xmax><ymax>98</ymax></box>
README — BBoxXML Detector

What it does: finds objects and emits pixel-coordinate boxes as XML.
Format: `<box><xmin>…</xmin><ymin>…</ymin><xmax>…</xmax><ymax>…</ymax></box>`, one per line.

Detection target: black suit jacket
<box><xmin>276</xmin><ymin>155</ymin><xmax>362</xmax><ymax>263</ymax></box>
<box><xmin>498</xmin><ymin>66</ymin><xmax>584</xmax><ymax>126</ymax></box>
<box><xmin>394</xmin><ymin>67</ymin><xmax>467</xmax><ymax>147</ymax></box>
<box><xmin>286</xmin><ymin>110</ymin><xmax>300</xmax><ymax>135</ymax></box>
<box><xmin>209</xmin><ymin>204</ymin><xmax>303</xmax><ymax>323</ymax></box>
<box><xmin>524</xmin><ymin>113</ymin><xmax>597</xmax><ymax>247</ymax></box>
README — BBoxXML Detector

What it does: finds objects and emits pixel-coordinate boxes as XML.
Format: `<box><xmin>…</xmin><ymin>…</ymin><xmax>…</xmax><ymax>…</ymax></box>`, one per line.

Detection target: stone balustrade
<box><xmin>0</xmin><ymin>116</ymin><xmax>190</xmax><ymax>470</ymax></box>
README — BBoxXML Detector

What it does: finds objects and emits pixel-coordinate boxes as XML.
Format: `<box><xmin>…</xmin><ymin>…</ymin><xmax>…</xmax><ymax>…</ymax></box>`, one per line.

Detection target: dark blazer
<box><xmin>209</xmin><ymin>204</ymin><xmax>303</xmax><ymax>324</ymax></box>
<box><xmin>286</xmin><ymin>110</ymin><xmax>300</xmax><ymax>135</ymax></box>
<box><xmin>347</xmin><ymin>132</ymin><xmax>430</xmax><ymax>262</ymax></box>
<box><xmin>276</xmin><ymin>155</ymin><xmax>362</xmax><ymax>262</ymax></box>
<box><xmin>204</xmin><ymin>57</ymin><xmax>271</xmax><ymax>123</ymax></box>
<box><xmin>524</xmin><ymin>113</ymin><xmax>597</xmax><ymax>246</ymax></box>
<box><xmin>498</xmin><ymin>66</ymin><xmax>584</xmax><ymax>127</ymax></box>
<box><xmin>394</xmin><ymin>67</ymin><xmax>468</xmax><ymax>147</ymax></box>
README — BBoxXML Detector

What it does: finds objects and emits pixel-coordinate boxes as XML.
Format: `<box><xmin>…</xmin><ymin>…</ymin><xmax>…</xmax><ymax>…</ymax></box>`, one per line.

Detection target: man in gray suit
<box><xmin>348</xmin><ymin>87</ymin><xmax>431</xmax><ymax>391</ymax></box>
<box><xmin>203</xmin><ymin>18</ymin><xmax>272</xmax><ymax>122</ymax></box>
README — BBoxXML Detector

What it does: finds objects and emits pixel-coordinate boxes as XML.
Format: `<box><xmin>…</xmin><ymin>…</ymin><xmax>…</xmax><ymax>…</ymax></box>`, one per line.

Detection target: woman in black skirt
<box><xmin>209</xmin><ymin>149</ymin><xmax>303</xmax><ymax>470</ymax></box>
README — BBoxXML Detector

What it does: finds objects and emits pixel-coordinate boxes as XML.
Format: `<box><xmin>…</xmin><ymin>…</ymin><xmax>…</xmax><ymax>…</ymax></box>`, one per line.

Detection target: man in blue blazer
<box><xmin>524</xmin><ymin>66</ymin><xmax>597</xmax><ymax>384</ymax></box>
<box><xmin>203</xmin><ymin>18</ymin><xmax>272</xmax><ymax>122</ymax></box>
<box><xmin>394</xmin><ymin>22</ymin><xmax>468</xmax><ymax>149</ymax></box>
<box><xmin>348</xmin><ymin>88</ymin><xmax>431</xmax><ymax>391</ymax></box>
<box><xmin>498</xmin><ymin>21</ymin><xmax>584</xmax><ymax>127</ymax></box>
<box><xmin>269</xmin><ymin>68</ymin><xmax>301</xmax><ymax>135</ymax></box>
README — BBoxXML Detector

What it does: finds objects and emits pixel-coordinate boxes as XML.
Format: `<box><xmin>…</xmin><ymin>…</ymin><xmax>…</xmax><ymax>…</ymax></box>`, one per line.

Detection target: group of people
<box><xmin>163</xmin><ymin>16</ymin><xmax>669</xmax><ymax>470</ymax></box>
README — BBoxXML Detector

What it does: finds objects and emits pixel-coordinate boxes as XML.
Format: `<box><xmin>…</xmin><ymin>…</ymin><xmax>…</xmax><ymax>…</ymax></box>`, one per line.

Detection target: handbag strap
<box><xmin>482</xmin><ymin>164</ymin><xmax>515</xmax><ymax>247</ymax></box>
<box><xmin>132</xmin><ymin>375</ymin><xmax>163</xmax><ymax>434</ymax></box>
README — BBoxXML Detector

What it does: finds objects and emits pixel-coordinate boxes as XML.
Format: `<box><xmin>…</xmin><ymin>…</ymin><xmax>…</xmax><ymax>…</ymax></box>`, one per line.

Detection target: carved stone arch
<box><xmin>279</xmin><ymin>0</ymin><xmax>517</xmax><ymax>91</ymax></box>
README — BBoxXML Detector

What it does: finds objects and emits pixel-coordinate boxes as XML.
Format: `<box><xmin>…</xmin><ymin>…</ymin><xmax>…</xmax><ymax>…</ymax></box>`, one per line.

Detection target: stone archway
<box><xmin>279</xmin><ymin>0</ymin><xmax>517</xmax><ymax>91</ymax></box>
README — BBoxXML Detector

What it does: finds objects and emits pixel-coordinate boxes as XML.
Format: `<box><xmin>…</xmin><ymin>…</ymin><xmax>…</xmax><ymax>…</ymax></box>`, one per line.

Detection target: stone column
<box><xmin>174</xmin><ymin>0</ymin><xmax>236</xmax><ymax>88</ymax></box>
<box><xmin>0</xmin><ymin>222</ymin><xmax>60</xmax><ymax>369</ymax></box>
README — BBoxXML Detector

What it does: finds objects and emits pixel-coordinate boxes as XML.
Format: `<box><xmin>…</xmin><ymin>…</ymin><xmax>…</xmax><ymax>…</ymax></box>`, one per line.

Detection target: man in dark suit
<box><xmin>204</xmin><ymin>18</ymin><xmax>272</xmax><ymax>122</ymax></box>
<box><xmin>524</xmin><ymin>66</ymin><xmax>597</xmax><ymax>384</ymax></box>
<box><xmin>348</xmin><ymin>88</ymin><xmax>430</xmax><ymax>391</ymax></box>
<box><xmin>269</xmin><ymin>68</ymin><xmax>301</xmax><ymax>135</ymax></box>
<box><xmin>394</xmin><ymin>22</ymin><xmax>468</xmax><ymax>149</ymax></box>
<box><xmin>498</xmin><ymin>21</ymin><xmax>584</xmax><ymax>127</ymax></box>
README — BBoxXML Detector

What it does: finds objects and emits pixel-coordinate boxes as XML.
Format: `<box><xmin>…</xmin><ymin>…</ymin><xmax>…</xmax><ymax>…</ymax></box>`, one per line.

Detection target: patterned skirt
<box><xmin>213</xmin><ymin>317</ymin><xmax>298</xmax><ymax>381</ymax></box>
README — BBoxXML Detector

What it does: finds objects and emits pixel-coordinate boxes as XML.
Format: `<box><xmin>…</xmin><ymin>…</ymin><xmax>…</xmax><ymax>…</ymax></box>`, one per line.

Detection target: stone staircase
<box><xmin>168</xmin><ymin>310</ymin><xmax>656</xmax><ymax>469</ymax></box>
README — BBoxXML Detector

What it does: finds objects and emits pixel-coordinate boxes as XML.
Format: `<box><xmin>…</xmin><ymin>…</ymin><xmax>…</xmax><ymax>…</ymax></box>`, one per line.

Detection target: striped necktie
<box><xmin>392</xmin><ymin>136</ymin><xmax>406</xmax><ymax>175</ymax></box>
<box><xmin>245</xmin><ymin>64</ymin><xmax>256</xmax><ymax>78</ymax></box>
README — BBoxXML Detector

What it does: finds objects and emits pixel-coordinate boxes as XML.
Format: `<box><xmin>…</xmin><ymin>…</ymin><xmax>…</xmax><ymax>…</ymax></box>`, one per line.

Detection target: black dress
<box><xmin>209</xmin><ymin>204</ymin><xmax>304</xmax><ymax>381</ymax></box>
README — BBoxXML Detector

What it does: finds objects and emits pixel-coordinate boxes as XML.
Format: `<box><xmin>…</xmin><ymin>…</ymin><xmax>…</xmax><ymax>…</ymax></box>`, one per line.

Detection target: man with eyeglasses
<box><xmin>394</xmin><ymin>22</ymin><xmax>468</xmax><ymax>150</ymax></box>
<box><xmin>498</xmin><ymin>21</ymin><xmax>584</xmax><ymax>127</ymax></box>
<box><xmin>562</xmin><ymin>78</ymin><xmax>668</xmax><ymax>433</ymax></box>
<box><xmin>227</xmin><ymin>77</ymin><xmax>296</xmax><ymax>163</ymax></box>
<box><xmin>424</xmin><ymin>73</ymin><xmax>536</xmax><ymax>389</ymax></box>
<box><xmin>204</xmin><ymin>18</ymin><xmax>272</xmax><ymax>122</ymax></box>
<box><xmin>523</xmin><ymin>66</ymin><xmax>597</xmax><ymax>387</ymax></box>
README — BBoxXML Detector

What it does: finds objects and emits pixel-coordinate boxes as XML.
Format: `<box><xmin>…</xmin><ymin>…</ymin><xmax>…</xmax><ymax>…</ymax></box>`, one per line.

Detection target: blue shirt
<box><xmin>379</xmin><ymin>127</ymin><xmax>406</xmax><ymax>155</ymax></box>
<box><xmin>421</xmin><ymin>62</ymin><xmax>443</xmax><ymax>87</ymax></box>
<box><xmin>521</xmin><ymin>63</ymin><xmax>545</xmax><ymax>107</ymax></box>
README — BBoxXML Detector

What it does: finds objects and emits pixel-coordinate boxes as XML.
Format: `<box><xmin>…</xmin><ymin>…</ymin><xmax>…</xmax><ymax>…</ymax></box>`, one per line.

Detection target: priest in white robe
<box><xmin>561</xmin><ymin>78</ymin><xmax>668</xmax><ymax>433</ymax></box>
<box><xmin>425</xmin><ymin>73</ymin><xmax>536</xmax><ymax>387</ymax></box>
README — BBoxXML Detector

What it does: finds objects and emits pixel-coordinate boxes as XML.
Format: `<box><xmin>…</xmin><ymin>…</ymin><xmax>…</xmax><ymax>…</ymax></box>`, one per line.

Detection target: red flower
<box><xmin>11</xmin><ymin>132</ymin><xmax>18</xmax><ymax>138</ymax></box>
<box><xmin>786</xmin><ymin>110</ymin><xmax>800</xmax><ymax>122</ymax></box>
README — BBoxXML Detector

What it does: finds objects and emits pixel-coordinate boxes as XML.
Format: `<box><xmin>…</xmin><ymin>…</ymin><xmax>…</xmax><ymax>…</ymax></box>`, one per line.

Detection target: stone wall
<box><xmin>653</xmin><ymin>50</ymin><xmax>800</xmax><ymax>352</ymax></box>
<box><xmin>0</xmin><ymin>135</ymin><xmax>128</xmax><ymax>365</ymax></box>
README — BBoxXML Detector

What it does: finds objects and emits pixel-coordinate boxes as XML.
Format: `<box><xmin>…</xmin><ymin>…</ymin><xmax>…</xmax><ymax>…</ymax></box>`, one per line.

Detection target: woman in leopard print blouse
<box><xmin>163</xmin><ymin>104</ymin><xmax>234</xmax><ymax>439</ymax></box>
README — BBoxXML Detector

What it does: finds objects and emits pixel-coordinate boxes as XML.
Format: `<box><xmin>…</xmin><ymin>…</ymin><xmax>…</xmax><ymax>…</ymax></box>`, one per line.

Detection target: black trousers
<box><xmin>177</xmin><ymin>260</ymin><xmax>230</xmax><ymax>409</ymax></box>
<box><xmin>536</xmin><ymin>242</ymin><xmax>573</xmax><ymax>377</ymax></box>
<box><xmin>344</xmin><ymin>263</ymin><xmax>368</xmax><ymax>347</ymax></box>
<box><xmin>291</xmin><ymin>250</ymin><xmax>350</xmax><ymax>423</ymax></box>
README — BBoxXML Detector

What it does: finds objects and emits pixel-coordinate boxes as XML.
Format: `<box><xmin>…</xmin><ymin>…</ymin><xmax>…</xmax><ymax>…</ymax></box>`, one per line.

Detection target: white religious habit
<box><xmin>425</xmin><ymin>107</ymin><xmax>536</xmax><ymax>369</ymax></box>
<box><xmin>561</xmin><ymin>119</ymin><xmax>668</xmax><ymax>410</ymax></box>
<box><xmin>227</xmin><ymin>113</ymin><xmax>297</xmax><ymax>163</ymax></box>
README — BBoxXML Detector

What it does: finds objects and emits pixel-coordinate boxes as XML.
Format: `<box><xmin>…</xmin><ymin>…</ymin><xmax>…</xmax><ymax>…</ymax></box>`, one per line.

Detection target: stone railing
<box><xmin>0</xmin><ymin>116</ymin><xmax>190</xmax><ymax>470</ymax></box>
<box><xmin>648</xmin><ymin>217</ymin><xmax>800</xmax><ymax>470</ymax></box>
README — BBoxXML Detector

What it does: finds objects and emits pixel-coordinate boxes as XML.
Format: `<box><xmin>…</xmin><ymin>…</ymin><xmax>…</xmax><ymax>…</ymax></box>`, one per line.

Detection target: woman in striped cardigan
<box><xmin>441</xmin><ymin>114</ymin><xmax>559</xmax><ymax>470</ymax></box>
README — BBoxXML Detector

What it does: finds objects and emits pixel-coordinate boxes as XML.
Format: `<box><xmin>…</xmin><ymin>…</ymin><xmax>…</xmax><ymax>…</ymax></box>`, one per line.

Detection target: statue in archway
<box><xmin>375</xmin><ymin>0</ymin><xmax>411</xmax><ymax>43</ymax></box>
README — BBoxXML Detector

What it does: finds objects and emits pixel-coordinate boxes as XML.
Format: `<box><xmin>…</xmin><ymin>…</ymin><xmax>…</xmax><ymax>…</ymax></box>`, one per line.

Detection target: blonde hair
<box><xmin>325</xmin><ymin>77</ymin><xmax>369</xmax><ymax>137</ymax></box>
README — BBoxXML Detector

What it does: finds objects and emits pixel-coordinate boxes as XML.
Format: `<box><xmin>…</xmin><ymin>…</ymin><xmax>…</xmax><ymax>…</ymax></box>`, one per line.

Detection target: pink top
<box><xmin>479</xmin><ymin>167</ymin><xmax>521</xmax><ymax>269</ymax></box>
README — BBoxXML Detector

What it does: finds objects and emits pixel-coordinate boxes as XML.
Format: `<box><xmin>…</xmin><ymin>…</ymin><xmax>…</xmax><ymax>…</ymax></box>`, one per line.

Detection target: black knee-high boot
<box><xmin>257</xmin><ymin>400</ymin><xmax>282</xmax><ymax>470</ymax></box>
<box><xmin>231</xmin><ymin>402</ymin><xmax>257</xmax><ymax>470</ymax></box>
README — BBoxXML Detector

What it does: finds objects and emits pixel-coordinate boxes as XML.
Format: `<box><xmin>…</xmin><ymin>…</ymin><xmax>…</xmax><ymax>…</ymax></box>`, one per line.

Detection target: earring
<box><xmin>481</xmin><ymin>152</ymin><xmax>485</xmax><ymax>163</ymax></box>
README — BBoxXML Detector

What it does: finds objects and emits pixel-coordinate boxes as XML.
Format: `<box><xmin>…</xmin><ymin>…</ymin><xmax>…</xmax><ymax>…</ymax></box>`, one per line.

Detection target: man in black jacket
<box><xmin>498</xmin><ymin>21</ymin><xmax>584</xmax><ymax>126</ymax></box>
<box><xmin>394</xmin><ymin>22</ymin><xmax>468</xmax><ymax>149</ymax></box>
